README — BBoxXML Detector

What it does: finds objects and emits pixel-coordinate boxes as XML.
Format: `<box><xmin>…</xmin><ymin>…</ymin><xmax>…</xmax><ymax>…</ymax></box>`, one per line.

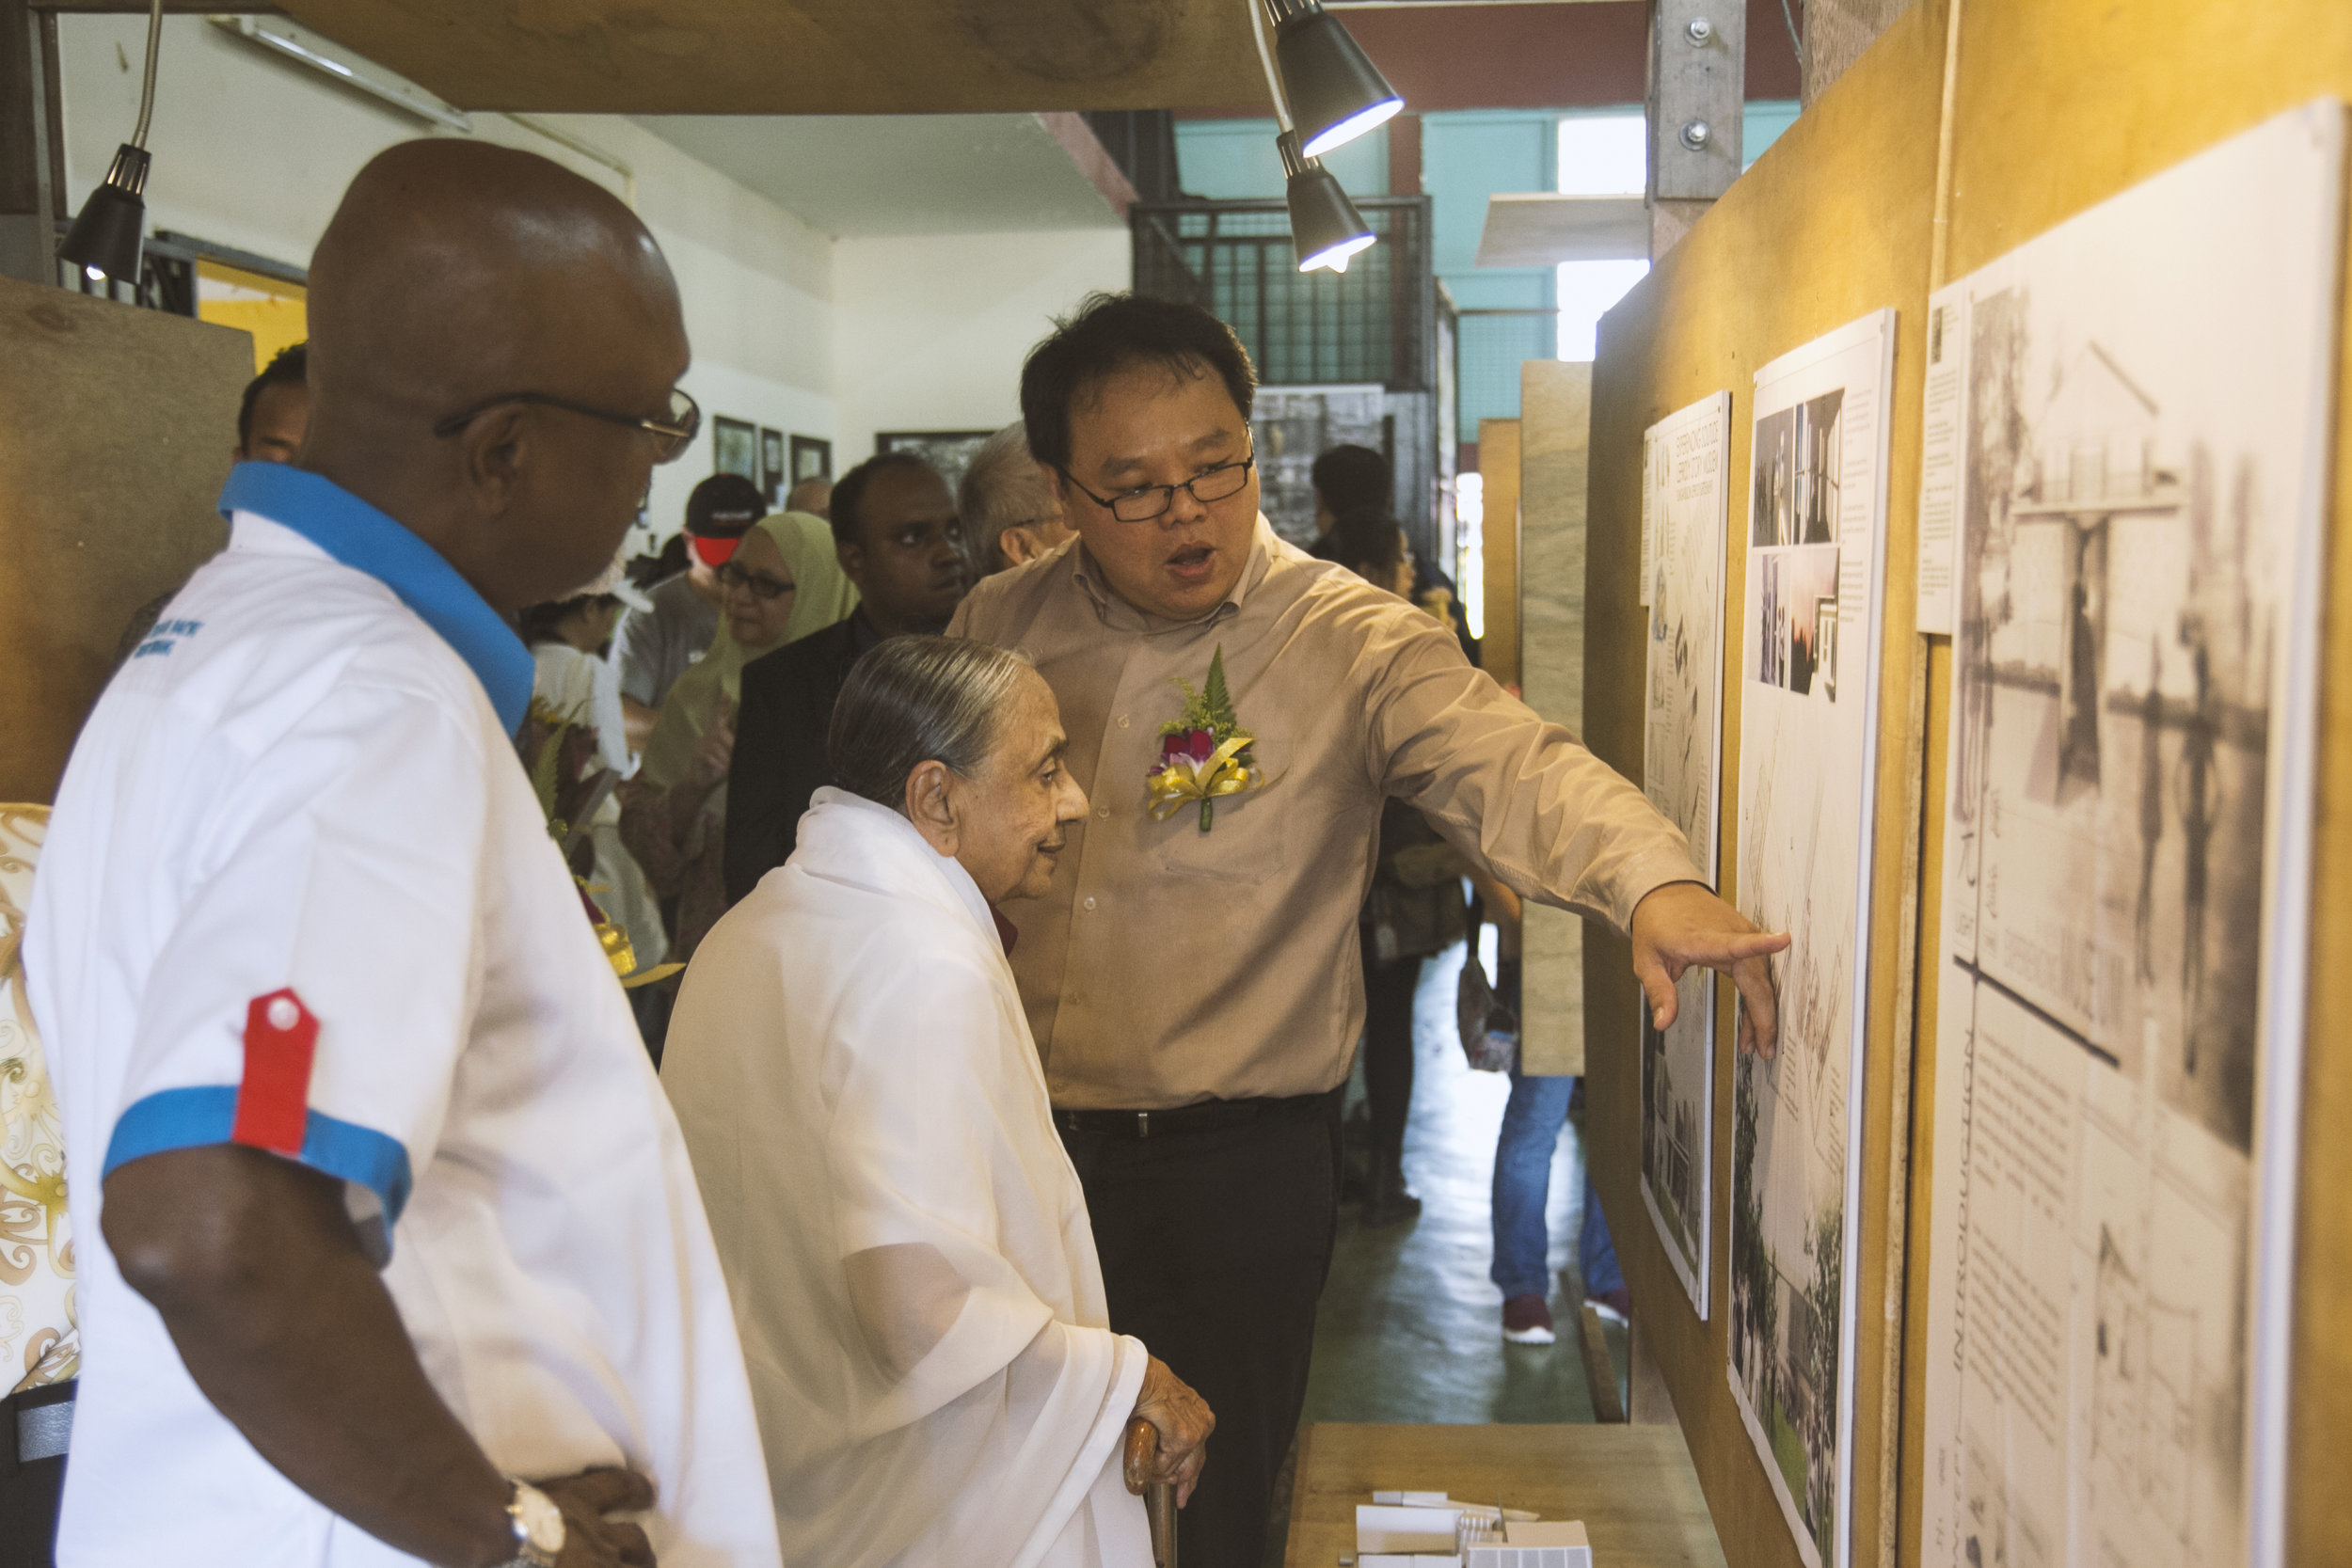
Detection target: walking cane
<box><xmin>1122</xmin><ymin>1417</ymin><xmax>1179</xmax><ymax>1568</ymax></box>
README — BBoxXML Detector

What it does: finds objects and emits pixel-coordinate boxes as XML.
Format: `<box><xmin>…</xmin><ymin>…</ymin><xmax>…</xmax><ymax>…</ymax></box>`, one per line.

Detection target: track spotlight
<box><xmin>1269</xmin><ymin>1</ymin><xmax>1404</xmax><ymax>160</ymax></box>
<box><xmin>1279</xmin><ymin>132</ymin><xmax>1376</xmax><ymax>274</ymax></box>
<box><xmin>59</xmin><ymin>0</ymin><xmax>164</xmax><ymax>285</ymax></box>
<box><xmin>1250</xmin><ymin>0</ymin><xmax>1393</xmax><ymax>273</ymax></box>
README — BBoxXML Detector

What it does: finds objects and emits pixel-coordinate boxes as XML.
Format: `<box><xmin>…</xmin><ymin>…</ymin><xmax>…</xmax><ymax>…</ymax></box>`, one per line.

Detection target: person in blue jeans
<box><xmin>1486</xmin><ymin>954</ymin><xmax>1628</xmax><ymax>1344</ymax></box>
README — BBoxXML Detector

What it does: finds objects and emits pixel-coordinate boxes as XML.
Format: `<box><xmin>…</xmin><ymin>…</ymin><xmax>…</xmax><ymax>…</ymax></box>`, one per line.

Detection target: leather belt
<box><xmin>1055</xmin><ymin>1086</ymin><xmax>1340</xmax><ymax>1142</ymax></box>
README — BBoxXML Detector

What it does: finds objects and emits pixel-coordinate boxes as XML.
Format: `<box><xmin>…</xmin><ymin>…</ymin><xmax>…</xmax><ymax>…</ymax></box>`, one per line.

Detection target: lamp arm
<box><xmin>131</xmin><ymin>0</ymin><xmax>163</xmax><ymax>149</ymax></box>
<box><xmin>1248</xmin><ymin>0</ymin><xmax>1294</xmax><ymax>134</ymax></box>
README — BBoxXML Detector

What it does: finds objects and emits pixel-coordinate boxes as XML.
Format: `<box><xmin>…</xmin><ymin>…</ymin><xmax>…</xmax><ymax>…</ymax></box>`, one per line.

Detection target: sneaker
<box><xmin>1585</xmin><ymin>1287</ymin><xmax>1632</xmax><ymax>1323</ymax></box>
<box><xmin>1502</xmin><ymin>1295</ymin><xmax>1557</xmax><ymax>1344</ymax></box>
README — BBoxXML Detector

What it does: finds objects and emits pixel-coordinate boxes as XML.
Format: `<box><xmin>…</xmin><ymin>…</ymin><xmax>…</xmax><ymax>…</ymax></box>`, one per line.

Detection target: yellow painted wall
<box><xmin>195</xmin><ymin>259</ymin><xmax>307</xmax><ymax>374</ymax></box>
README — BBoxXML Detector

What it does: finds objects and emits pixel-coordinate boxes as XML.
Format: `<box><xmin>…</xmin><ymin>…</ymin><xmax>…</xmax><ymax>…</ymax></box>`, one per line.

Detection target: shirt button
<box><xmin>1117</xmin><ymin>715</ymin><xmax>1131</xmax><ymax>728</ymax></box>
<box><xmin>1084</xmin><ymin>896</ymin><xmax>1098</xmax><ymax>911</ymax></box>
<box><xmin>1095</xmin><ymin>804</ymin><xmax>1110</xmax><ymax>819</ymax></box>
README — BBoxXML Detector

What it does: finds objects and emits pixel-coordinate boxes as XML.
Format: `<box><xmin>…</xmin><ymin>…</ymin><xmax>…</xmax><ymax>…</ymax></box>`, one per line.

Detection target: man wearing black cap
<box><xmin>615</xmin><ymin>473</ymin><xmax>764</xmax><ymax>745</ymax></box>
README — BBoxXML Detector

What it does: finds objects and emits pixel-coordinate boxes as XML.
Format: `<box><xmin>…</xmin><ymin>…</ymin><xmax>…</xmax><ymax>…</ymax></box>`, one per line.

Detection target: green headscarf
<box><xmin>637</xmin><ymin>510</ymin><xmax>858</xmax><ymax>790</ymax></box>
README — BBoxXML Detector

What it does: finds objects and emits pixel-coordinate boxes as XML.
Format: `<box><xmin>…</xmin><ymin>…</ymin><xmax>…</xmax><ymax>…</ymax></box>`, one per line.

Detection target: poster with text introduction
<box><xmin>1728</xmin><ymin>308</ymin><xmax>1894</xmax><ymax>1568</ymax></box>
<box><xmin>1639</xmin><ymin>390</ymin><xmax>1731</xmax><ymax>1318</ymax></box>
<box><xmin>1919</xmin><ymin>101</ymin><xmax>2339</xmax><ymax>1568</ymax></box>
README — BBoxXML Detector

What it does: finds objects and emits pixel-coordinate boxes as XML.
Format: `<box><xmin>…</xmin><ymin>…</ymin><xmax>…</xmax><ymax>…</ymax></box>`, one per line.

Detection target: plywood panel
<box><xmin>1480</xmin><ymin>417</ymin><xmax>1522</xmax><ymax>692</ymax></box>
<box><xmin>1581</xmin><ymin>8</ymin><xmax>1945</xmax><ymax>1566</ymax></box>
<box><xmin>279</xmin><ymin>0</ymin><xmax>1258</xmax><ymax>115</ymax></box>
<box><xmin>1931</xmin><ymin>5</ymin><xmax>2352</xmax><ymax>1563</ymax></box>
<box><xmin>0</xmin><ymin>277</ymin><xmax>247</xmax><ymax>803</ymax></box>
<box><xmin>1520</xmin><ymin>361</ymin><xmax>1590</xmax><ymax>1076</ymax></box>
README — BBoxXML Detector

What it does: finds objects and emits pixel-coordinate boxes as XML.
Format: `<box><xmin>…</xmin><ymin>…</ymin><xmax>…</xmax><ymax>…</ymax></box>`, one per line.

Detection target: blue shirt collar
<box><xmin>218</xmin><ymin>462</ymin><xmax>533</xmax><ymax>733</ymax></box>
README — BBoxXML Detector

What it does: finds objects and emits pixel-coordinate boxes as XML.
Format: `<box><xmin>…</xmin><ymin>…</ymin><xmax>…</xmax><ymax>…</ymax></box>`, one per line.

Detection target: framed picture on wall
<box><xmin>876</xmin><ymin>429</ymin><xmax>996</xmax><ymax>500</ymax></box>
<box><xmin>790</xmin><ymin>435</ymin><xmax>832</xmax><ymax>484</ymax></box>
<box><xmin>760</xmin><ymin>427</ymin><xmax>787</xmax><ymax>504</ymax></box>
<box><xmin>712</xmin><ymin>417</ymin><xmax>758</xmax><ymax>482</ymax></box>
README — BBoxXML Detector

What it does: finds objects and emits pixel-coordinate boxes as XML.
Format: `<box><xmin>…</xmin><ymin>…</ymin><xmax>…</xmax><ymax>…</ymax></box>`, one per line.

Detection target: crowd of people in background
<box><xmin>15</xmin><ymin>141</ymin><xmax>1784</xmax><ymax>1568</ymax></box>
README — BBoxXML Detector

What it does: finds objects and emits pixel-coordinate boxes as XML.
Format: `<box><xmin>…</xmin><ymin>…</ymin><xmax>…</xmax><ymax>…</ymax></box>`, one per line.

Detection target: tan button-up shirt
<box><xmin>947</xmin><ymin>521</ymin><xmax>1700</xmax><ymax>1110</ymax></box>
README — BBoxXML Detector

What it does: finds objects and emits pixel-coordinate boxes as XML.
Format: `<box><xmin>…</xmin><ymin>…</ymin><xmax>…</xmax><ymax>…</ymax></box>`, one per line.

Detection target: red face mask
<box><xmin>690</xmin><ymin>533</ymin><xmax>740</xmax><ymax>568</ymax></box>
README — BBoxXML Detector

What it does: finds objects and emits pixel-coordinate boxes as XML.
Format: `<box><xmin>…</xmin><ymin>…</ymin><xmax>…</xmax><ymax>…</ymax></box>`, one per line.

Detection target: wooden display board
<box><xmin>1518</xmin><ymin>363</ymin><xmax>1590</xmax><ymax>1077</ymax></box>
<box><xmin>0</xmin><ymin>277</ymin><xmax>249</xmax><ymax>803</ymax></box>
<box><xmin>1478</xmin><ymin>417</ymin><xmax>1522</xmax><ymax>692</ymax></box>
<box><xmin>1571</xmin><ymin>1</ymin><xmax>2352</xmax><ymax>1564</ymax></box>
<box><xmin>1578</xmin><ymin>8</ymin><xmax>1945</xmax><ymax>1567</ymax></box>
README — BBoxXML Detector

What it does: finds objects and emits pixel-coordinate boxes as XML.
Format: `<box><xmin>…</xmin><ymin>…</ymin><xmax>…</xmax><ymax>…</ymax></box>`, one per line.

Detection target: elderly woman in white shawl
<box><xmin>663</xmin><ymin>636</ymin><xmax>1212</xmax><ymax>1565</ymax></box>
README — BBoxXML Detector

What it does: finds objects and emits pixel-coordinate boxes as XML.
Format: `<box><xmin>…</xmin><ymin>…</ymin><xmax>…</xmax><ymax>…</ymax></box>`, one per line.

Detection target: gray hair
<box><xmin>958</xmin><ymin>421</ymin><xmax>1063</xmax><ymax>574</ymax></box>
<box><xmin>829</xmin><ymin>636</ymin><xmax>1035</xmax><ymax>810</ymax></box>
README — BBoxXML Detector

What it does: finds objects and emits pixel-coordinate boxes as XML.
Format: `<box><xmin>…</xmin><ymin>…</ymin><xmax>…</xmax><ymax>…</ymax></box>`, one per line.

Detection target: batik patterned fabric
<box><xmin>0</xmin><ymin>804</ymin><xmax>74</xmax><ymax>1394</ymax></box>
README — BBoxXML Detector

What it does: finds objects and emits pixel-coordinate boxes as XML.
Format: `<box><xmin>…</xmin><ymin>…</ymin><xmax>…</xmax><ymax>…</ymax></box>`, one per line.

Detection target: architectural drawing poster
<box><xmin>1640</xmin><ymin>390</ymin><xmax>1730</xmax><ymax>1317</ymax></box>
<box><xmin>1920</xmin><ymin>103</ymin><xmax>2339</xmax><ymax>1568</ymax></box>
<box><xmin>1730</xmin><ymin>309</ymin><xmax>1893</xmax><ymax>1568</ymax></box>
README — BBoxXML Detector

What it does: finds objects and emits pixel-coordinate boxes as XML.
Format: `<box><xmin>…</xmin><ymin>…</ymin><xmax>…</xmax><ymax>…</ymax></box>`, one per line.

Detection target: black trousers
<box><xmin>1060</xmin><ymin>1092</ymin><xmax>1343</xmax><ymax>1567</ymax></box>
<box><xmin>1359</xmin><ymin>927</ymin><xmax>1422</xmax><ymax>1166</ymax></box>
<box><xmin>0</xmin><ymin>1382</ymin><xmax>72</xmax><ymax>1568</ymax></box>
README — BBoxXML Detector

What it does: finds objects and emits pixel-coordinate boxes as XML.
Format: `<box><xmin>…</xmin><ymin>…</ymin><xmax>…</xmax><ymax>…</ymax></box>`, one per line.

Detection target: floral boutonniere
<box><xmin>1147</xmin><ymin>644</ymin><xmax>1264</xmax><ymax>833</ymax></box>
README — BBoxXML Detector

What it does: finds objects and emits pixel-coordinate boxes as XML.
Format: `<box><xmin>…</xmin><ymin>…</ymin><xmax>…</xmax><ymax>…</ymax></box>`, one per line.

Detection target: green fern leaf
<box><xmin>1203</xmin><ymin>645</ymin><xmax>1239</xmax><ymax>734</ymax></box>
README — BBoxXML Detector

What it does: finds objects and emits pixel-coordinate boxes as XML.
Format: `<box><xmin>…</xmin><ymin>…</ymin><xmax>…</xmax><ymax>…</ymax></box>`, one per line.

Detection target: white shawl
<box><xmin>663</xmin><ymin>789</ymin><xmax>1151</xmax><ymax>1567</ymax></box>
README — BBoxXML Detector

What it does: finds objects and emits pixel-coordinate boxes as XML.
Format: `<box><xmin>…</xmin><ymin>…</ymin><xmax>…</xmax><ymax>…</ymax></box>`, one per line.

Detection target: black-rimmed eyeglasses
<box><xmin>716</xmin><ymin>562</ymin><xmax>795</xmax><ymax>601</ymax></box>
<box><xmin>1058</xmin><ymin>453</ymin><xmax>1255</xmax><ymax>523</ymax></box>
<box><xmin>431</xmin><ymin>387</ymin><xmax>702</xmax><ymax>464</ymax></box>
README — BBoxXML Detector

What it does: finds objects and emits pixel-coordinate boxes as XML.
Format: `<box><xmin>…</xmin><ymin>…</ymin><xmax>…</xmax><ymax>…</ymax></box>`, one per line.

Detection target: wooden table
<box><xmin>1282</xmin><ymin>1423</ymin><xmax>1727</xmax><ymax>1568</ymax></box>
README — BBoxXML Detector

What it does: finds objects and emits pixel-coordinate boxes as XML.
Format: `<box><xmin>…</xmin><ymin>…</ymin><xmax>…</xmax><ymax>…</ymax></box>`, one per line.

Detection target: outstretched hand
<box><xmin>1629</xmin><ymin>881</ymin><xmax>1791</xmax><ymax>1059</ymax></box>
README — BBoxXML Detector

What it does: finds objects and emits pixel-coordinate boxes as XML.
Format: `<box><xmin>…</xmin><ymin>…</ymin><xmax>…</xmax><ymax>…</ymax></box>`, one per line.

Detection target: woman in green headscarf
<box><xmin>620</xmin><ymin>510</ymin><xmax>857</xmax><ymax>967</ymax></box>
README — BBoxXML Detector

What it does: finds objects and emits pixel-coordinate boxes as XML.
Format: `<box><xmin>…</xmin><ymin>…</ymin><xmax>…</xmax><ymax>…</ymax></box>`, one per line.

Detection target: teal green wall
<box><xmin>1173</xmin><ymin>117</ymin><xmax>1390</xmax><ymax>202</ymax></box>
<box><xmin>1174</xmin><ymin>100</ymin><xmax>1811</xmax><ymax>440</ymax></box>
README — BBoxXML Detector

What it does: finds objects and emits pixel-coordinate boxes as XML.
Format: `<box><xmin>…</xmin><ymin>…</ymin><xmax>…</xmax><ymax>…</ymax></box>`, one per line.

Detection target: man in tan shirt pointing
<box><xmin>949</xmin><ymin>293</ymin><xmax>1786</xmax><ymax>1564</ymax></box>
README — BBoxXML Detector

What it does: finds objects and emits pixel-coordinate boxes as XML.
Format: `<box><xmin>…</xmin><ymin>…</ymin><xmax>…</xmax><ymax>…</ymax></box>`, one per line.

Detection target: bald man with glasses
<box><xmin>27</xmin><ymin>141</ymin><xmax>778</xmax><ymax>1568</ymax></box>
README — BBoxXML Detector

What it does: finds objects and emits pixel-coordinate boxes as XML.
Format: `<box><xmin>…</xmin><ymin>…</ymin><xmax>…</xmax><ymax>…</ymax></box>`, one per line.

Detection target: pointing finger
<box><xmin>1731</xmin><ymin>954</ymin><xmax>1778</xmax><ymax>1059</ymax></box>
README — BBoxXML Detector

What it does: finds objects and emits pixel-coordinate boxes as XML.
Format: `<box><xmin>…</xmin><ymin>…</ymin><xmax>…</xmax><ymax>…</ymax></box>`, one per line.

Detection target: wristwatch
<box><xmin>498</xmin><ymin>1479</ymin><xmax>566</xmax><ymax>1568</ymax></box>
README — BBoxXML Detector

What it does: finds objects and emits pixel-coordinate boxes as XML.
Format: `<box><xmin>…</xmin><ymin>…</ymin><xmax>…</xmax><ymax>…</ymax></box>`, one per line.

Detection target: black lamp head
<box><xmin>1279</xmin><ymin>131</ymin><xmax>1376</xmax><ymax>274</ymax></box>
<box><xmin>1275</xmin><ymin>3</ymin><xmax>1404</xmax><ymax>160</ymax></box>
<box><xmin>59</xmin><ymin>143</ymin><xmax>151</xmax><ymax>284</ymax></box>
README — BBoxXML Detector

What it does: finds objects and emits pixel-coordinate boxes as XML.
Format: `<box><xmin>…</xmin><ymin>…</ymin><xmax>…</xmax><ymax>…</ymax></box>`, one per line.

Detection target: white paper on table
<box><xmin>1357</xmin><ymin>1505</ymin><xmax>1463</xmax><ymax>1555</ymax></box>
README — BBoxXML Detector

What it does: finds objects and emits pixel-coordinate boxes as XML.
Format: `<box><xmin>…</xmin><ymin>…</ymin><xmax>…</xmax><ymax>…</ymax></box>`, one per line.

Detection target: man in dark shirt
<box><xmin>723</xmin><ymin>452</ymin><xmax>969</xmax><ymax>902</ymax></box>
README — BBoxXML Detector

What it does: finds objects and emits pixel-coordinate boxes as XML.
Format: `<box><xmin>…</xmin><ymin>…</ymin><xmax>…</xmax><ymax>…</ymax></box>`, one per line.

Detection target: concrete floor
<box><xmin>1263</xmin><ymin>932</ymin><xmax>1630</xmax><ymax>1561</ymax></box>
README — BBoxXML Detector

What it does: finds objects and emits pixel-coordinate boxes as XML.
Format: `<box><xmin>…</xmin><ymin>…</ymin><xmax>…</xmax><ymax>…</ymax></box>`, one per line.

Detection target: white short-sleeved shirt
<box><xmin>25</xmin><ymin>463</ymin><xmax>781</xmax><ymax>1568</ymax></box>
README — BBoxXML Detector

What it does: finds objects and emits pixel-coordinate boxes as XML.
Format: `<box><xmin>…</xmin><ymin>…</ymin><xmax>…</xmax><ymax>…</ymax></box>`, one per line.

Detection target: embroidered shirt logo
<box><xmin>131</xmin><ymin>618</ymin><xmax>204</xmax><ymax>659</ymax></box>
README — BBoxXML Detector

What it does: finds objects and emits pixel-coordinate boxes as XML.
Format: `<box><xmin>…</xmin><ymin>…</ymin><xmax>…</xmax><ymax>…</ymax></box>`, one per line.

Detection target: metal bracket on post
<box><xmin>1647</xmin><ymin>0</ymin><xmax>1745</xmax><ymax>259</ymax></box>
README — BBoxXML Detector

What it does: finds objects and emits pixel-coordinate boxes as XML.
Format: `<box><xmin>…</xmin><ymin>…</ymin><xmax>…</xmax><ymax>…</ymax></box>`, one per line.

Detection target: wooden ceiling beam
<box><xmin>271</xmin><ymin>0</ymin><xmax>1264</xmax><ymax>115</ymax></box>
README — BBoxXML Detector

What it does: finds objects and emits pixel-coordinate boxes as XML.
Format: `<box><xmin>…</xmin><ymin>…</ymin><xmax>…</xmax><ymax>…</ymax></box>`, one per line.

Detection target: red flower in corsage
<box><xmin>1146</xmin><ymin>645</ymin><xmax>1263</xmax><ymax>833</ymax></box>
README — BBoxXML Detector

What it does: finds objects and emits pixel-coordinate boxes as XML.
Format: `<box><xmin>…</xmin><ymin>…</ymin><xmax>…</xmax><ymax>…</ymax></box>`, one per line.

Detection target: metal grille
<box><xmin>1131</xmin><ymin>197</ymin><xmax>1435</xmax><ymax>391</ymax></box>
<box><xmin>1454</xmin><ymin>309</ymin><xmax>1556</xmax><ymax>440</ymax></box>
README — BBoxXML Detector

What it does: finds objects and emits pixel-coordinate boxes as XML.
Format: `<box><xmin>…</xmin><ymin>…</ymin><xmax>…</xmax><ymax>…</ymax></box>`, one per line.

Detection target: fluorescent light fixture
<box><xmin>1279</xmin><ymin>131</ymin><xmax>1376</xmax><ymax>273</ymax></box>
<box><xmin>1271</xmin><ymin>3</ymin><xmax>1404</xmax><ymax>159</ymax></box>
<box><xmin>59</xmin><ymin>0</ymin><xmax>162</xmax><ymax>286</ymax></box>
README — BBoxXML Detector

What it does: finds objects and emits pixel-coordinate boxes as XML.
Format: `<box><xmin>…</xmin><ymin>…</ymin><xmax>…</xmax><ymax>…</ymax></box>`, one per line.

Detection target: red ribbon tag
<box><xmin>232</xmin><ymin>988</ymin><xmax>318</xmax><ymax>1156</ymax></box>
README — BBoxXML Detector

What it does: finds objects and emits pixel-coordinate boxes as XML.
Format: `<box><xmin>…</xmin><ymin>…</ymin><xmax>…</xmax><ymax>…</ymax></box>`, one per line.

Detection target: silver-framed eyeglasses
<box><xmin>1058</xmin><ymin>452</ymin><xmax>1255</xmax><ymax>523</ymax></box>
<box><xmin>431</xmin><ymin>386</ymin><xmax>702</xmax><ymax>464</ymax></box>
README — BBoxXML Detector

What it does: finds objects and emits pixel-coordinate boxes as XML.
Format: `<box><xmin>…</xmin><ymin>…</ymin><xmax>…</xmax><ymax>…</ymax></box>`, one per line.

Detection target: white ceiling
<box><xmin>630</xmin><ymin>113</ymin><xmax>1127</xmax><ymax>238</ymax></box>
